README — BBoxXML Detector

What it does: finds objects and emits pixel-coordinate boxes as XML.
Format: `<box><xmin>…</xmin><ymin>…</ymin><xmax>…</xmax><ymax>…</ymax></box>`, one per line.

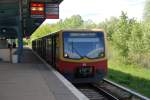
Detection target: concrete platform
<box><xmin>0</xmin><ymin>48</ymin><xmax>88</xmax><ymax>100</ymax></box>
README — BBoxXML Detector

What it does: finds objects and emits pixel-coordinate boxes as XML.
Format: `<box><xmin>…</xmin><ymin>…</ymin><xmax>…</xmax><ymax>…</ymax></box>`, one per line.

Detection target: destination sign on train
<box><xmin>70</xmin><ymin>33</ymin><xmax>96</xmax><ymax>37</ymax></box>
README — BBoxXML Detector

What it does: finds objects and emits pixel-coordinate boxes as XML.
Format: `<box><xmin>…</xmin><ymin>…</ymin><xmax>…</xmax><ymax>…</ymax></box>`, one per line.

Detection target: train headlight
<box><xmin>64</xmin><ymin>53</ymin><xmax>69</xmax><ymax>58</ymax></box>
<box><xmin>99</xmin><ymin>52</ymin><xmax>105</xmax><ymax>57</ymax></box>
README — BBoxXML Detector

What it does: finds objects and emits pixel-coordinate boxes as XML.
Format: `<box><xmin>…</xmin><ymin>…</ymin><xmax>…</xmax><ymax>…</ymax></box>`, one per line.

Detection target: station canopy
<box><xmin>0</xmin><ymin>0</ymin><xmax>63</xmax><ymax>39</ymax></box>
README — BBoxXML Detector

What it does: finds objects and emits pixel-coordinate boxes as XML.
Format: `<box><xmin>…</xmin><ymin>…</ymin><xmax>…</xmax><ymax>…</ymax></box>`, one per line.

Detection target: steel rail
<box><xmin>91</xmin><ymin>84</ymin><xmax>119</xmax><ymax>100</ymax></box>
<box><xmin>75</xmin><ymin>83</ymin><xmax>119</xmax><ymax>100</ymax></box>
<box><xmin>103</xmin><ymin>79</ymin><xmax>150</xmax><ymax>100</ymax></box>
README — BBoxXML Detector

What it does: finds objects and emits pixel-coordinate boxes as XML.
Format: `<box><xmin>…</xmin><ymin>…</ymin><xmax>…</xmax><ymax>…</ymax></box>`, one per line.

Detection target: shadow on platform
<box><xmin>21</xmin><ymin>48</ymin><xmax>42</xmax><ymax>64</ymax></box>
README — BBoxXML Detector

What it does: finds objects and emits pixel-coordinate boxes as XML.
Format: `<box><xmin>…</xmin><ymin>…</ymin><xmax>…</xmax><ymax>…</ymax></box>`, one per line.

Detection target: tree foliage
<box><xmin>98</xmin><ymin>17</ymin><xmax>119</xmax><ymax>41</ymax></box>
<box><xmin>63</xmin><ymin>15</ymin><xmax>84</xmax><ymax>28</ymax></box>
<box><xmin>82</xmin><ymin>20</ymin><xmax>97</xmax><ymax>29</ymax></box>
<box><xmin>112</xmin><ymin>12</ymin><xmax>133</xmax><ymax>58</ymax></box>
<box><xmin>144</xmin><ymin>0</ymin><xmax>150</xmax><ymax>22</ymax></box>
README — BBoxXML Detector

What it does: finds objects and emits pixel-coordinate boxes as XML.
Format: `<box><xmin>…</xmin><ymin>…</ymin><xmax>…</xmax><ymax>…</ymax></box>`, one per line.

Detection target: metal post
<box><xmin>17</xmin><ymin>28</ymin><xmax>23</xmax><ymax>63</ymax></box>
<box><xmin>17</xmin><ymin>0</ymin><xmax>23</xmax><ymax>63</ymax></box>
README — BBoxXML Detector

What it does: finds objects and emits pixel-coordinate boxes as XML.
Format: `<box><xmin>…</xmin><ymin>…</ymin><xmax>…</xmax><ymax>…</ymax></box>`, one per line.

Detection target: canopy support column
<box><xmin>17</xmin><ymin>0</ymin><xmax>23</xmax><ymax>63</ymax></box>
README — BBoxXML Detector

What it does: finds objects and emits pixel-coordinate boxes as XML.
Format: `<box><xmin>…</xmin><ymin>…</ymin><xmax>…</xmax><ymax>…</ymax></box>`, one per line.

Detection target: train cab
<box><xmin>32</xmin><ymin>29</ymin><xmax>107</xmax><ymax>83</ymax></box>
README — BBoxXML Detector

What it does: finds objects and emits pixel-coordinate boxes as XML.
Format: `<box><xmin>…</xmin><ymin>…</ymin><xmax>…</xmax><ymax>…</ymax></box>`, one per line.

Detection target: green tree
<box><xmin>63</xmin><ymin>15</ymin><xmax>84</xmax><ymax>28</ymax></box>
<box><xmin>82</xmin><ymin>20</ymin><xmax>97</xmax><ymax>29</ymax></box>
<box><xmin>144</xmin><ymin>0</ymin><xmax>150</xmax><ymax>23</ymax></box>
<box><xmin>31</xmin><ymin>24</ymin><xmax>52</xmax><ymax>40</ymax></box>
<box><xmin>112</xmin><ymin>12</ymin><xmax>132</xmax><ymax>59</ymax></box>
<box><xmin>128</xmin><ymin>21</ymin><xmax>144</xmax><ymax>64</ymax></box>
<box><xmin>98</xmin><ymin>17</ymin><xmax>119</xmax><ymax>41</ymax></box>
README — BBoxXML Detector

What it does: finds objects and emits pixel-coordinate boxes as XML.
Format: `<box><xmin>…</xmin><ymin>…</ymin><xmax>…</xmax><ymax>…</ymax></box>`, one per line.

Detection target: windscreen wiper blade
<box><xmin>71</xmin><ymin>42</ymin><xmax>83</xmax><ymax>59</ymax></box>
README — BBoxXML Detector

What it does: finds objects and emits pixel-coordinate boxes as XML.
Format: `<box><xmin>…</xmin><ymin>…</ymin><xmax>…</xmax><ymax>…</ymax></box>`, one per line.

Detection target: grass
<box><xmin>107</xmin><ymin>60</ymin><xmax>150</xmax><ymax>98</ymax></box>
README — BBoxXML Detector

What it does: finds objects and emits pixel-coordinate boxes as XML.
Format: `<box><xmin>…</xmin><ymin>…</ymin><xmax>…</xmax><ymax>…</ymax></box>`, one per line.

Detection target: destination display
<box><xmin>30</xmin><ymin>3</ymin><xmax>59</xmax><ymax>19</ymax></box>
<box><xmin>45</xmin><ymin>4</ymin><xmax>59</xmax><ymax>19</ymax></box>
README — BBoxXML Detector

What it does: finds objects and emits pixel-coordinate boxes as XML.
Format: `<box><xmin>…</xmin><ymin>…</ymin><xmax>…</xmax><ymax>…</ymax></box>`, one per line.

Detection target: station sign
<box><xmin>45</xmin><ymin>4</ymin><xmax>59</xmax><ymax>19</ymax></box>
<box><xmin>30</xmin><ymin>2</ymin><xmax>45</xmax><ymax>18</ymax></box>
<box><xmin>30</xmin><ymin>2</ymin><xmax>59</xmax><ymax>19</ymax></box>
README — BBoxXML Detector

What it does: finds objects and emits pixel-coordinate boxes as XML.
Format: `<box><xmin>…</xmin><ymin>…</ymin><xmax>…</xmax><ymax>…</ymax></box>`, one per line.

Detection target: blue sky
<box><xmin>44</xmin><ymin>0</ymin><xmax>146</xmax><ymax>24</ymax></box>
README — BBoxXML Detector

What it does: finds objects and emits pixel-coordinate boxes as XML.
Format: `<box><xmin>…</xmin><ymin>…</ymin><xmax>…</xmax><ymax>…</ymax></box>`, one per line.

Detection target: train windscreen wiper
<box><xmin>71</xmin><ymin>42</ymin><xmax>83</xmax><ymax>59</ymax></box>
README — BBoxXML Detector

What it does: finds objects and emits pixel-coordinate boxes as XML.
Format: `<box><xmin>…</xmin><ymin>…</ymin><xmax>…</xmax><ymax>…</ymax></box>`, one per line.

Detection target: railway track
<box><xmin>100</xmin><ymin>79</ymin><xmax>150</xmax><ymax>100</ymax></box>
<box><xmin>74</xmin><ymin>79</ymin><xmax>150</xmax><ymax>100</ymax></box>
<box><xmin>75</xmin><ymin>83</ymin><xmax>118</xmax><ymax>100</ymax></box>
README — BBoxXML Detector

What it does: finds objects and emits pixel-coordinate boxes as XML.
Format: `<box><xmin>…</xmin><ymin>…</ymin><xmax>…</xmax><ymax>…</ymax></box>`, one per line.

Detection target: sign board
<box><xmin>30</xmin><ymin>3</ymin><xmax>45</xmax><ymax>18</ymax></box>
<box><xmin>30</xmin><ymin>3</ymin><xmax>59</xmax><ymax>19</ymax></box>
<box><xmin>45</xmin><ymin>4</ymin><xmax>59</xmax><ymax>19</ymax></box>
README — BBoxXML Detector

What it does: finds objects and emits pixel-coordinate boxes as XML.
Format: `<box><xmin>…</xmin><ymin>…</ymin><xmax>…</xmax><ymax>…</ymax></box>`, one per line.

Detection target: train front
<box><xmin>59</xmin><ymin>30</ymin><xmax>107</xmax><ymax>83</ymax></box>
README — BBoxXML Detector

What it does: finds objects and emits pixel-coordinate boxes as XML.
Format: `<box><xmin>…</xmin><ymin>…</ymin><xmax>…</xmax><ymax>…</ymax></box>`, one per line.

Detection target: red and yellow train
<box><xmin>32</xmin><ymin>29</ymin><xmax>107</xmax><ymax>83</ymax></box>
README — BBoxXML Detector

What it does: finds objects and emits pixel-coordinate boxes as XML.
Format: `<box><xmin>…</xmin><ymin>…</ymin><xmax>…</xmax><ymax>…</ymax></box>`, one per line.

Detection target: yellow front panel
<box><xmin>58</xmin><ymin>29</ymin><xmax>107</xmax><ymax>63</ymax></box>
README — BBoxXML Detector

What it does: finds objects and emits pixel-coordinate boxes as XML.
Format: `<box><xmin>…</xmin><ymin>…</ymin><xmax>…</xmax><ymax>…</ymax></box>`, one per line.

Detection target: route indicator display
<box><xmin>30</xmin><ymin>3</ymin><xmax>59</xmax><ymax>19</ymax></box>
<box><xmin>45</xmin><ymin>4</ymin><xmax>59</xmax><ymax>19</ymax></box>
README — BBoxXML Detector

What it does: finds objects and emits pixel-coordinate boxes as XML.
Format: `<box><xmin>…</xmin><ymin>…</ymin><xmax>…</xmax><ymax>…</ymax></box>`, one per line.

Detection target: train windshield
<box><xmin>63</xmin><ymin>31</ymin><xmax>105</xmax><ymax>59</ymax></box>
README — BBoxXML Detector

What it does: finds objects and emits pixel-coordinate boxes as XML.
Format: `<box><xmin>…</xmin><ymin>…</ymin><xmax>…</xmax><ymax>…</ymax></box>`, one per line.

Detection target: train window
<box><xmin>63</xmin><ymin>32</ymin><xmax>105</xmax><ymax>59</ymax></box>
<box><xmin>47</xmin><ymin>39</ymin><xmax>51</xmax><ymax>46</ymax></box>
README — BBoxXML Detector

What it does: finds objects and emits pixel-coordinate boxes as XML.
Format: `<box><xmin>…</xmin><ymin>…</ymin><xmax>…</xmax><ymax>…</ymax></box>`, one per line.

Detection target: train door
<box><xmin>40</xmin><ymin>40</ymin><xmax>42</xmax><ymax>56</ymax></box>
<box><xmin>41</xmin><ymin>39</ymin><xmax>44</xmax><ymax>58</ymax></box>
<box><xmin>45</xmin><ymin>37</ymin><xmax>48</xmax><ymax>62</ymax></box>
<box><xmin>47</xmin><ymin>36</ymin><xmax>53</xmax><ymax>65</ymax></box>
<box><xmin>43</xmin><ymin>38</ymin><xmax>46</xmax><ymax>60</ymax></box>
<box><xmin>37</xmin><ymin>40</ymin><xmax>40</xmax><ymax>54</ymax></box>
<box><xmin>52</xmin><ymin>34</ymin><xmax>56</xmax><ymax>68</ymax></box>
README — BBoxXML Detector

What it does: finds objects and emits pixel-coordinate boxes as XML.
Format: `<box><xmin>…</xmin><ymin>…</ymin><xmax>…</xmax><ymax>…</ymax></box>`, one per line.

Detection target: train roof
<box><xmin>58</xmin><ymin>29</ymin><xmax>105</xmax><ymax>32</ymax></box>
<box><xmin>34</xmin><ymin>29</ymin><xmax>106</xmax><ymax>40</ymax></box>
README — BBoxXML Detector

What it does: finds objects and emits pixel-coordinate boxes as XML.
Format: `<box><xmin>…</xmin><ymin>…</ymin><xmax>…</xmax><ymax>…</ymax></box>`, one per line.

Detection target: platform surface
<box><xmin>0</xmin><ymin>48</ymin><xmax>87</xmax><ymax>100</ymax></box>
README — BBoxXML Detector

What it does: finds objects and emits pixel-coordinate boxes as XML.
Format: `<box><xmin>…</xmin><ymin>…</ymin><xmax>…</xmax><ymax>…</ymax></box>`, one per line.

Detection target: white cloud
<box><xmin>44</xmin><ymin>0</ymin><xmax>145</xmax><ymax>24</ymax></box>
